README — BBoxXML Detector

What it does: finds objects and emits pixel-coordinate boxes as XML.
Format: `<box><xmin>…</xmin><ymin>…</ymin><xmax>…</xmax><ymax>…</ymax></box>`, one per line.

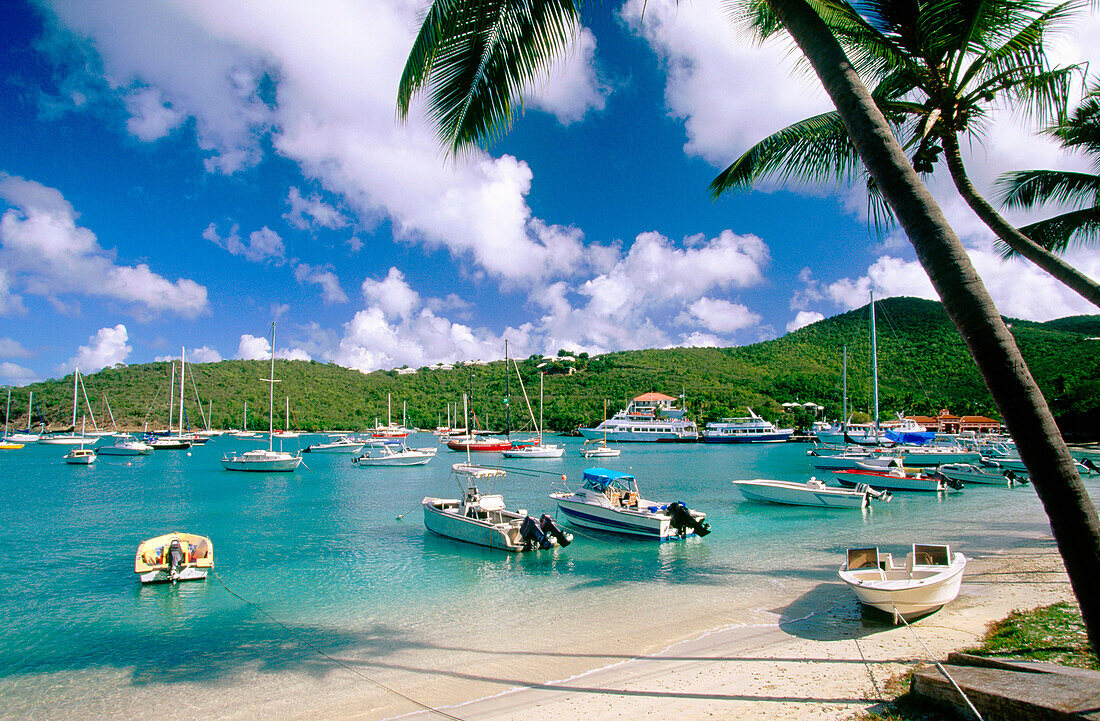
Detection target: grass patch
<box><xmin>965</xmin><ymin>601</ymin><xmax>1098</xmax><ymax>670</ymax></box>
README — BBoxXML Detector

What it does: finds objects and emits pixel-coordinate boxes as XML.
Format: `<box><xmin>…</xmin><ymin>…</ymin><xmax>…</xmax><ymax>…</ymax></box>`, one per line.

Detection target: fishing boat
<box><xmin>732</xmin><ymin>478</ymin><xmax>890</xmax><ymax>509</ymax></box>
<box><xmin>838</xmin><ymin>544</ymin><xmax>966</xmax><ymax>622</ymax></box>
<box><xmin>579</xmin><ymin>438</ymin><xmax>621</xmax><ymax>458</ymax></box>
<box><xmin>578</xmin><ymin>392</ymin><xmax>698</xmax><ymax>442</ymax></box>
<box><xmin>352</xmin><ymin>438</ymin><xmax>435</xmax><ymax>466</ymax></box>
<box><xmin>221</xmin><ymin>324</ymin><xmax>302</xmax><ymax>472</ymax></box>
<box><xmin>422</xmin><ymin>463</ymin><xmax>573</xmax><ymax>551</ymax></box>
<box><xmin>550</xmin><ymin>468</ymin><xmax>711</xmax><ymax>539</ymax></box>
<box><xmin>134</xmin><ymin>532</ymin><xmax>213</xmax><ymax>584</ymax></box>
<box><xmin>97</xmin><ymin>435</ymin><xmax>154</xmax><ymax>456</ymax></box>
<box><xmin>933</xmin><ymin>462</ymin><xmax>1025</xmax><ymax>486</ymax></box>
<box><xmin>703</xmin><ymin>408</ymin><xmax>794</xmax><ymax>443</ymax></box>
<box><xmin>501</xmin><ymin>368</ymin><xmax>564</xmax><ymax>458</ymax></box>
<box><xmin>832</xmin><ymin>465</ymin><xmax>954</xmax><ymax>492</ymax></box>
<box><xmin>303</xmin><ymin>437</ymin><xmax>366</xmax><ymax>453</ymax></box>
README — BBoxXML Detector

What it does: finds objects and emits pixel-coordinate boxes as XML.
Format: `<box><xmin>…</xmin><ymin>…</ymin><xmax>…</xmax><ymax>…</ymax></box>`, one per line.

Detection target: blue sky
<box><xmin>2</xmin><ymin>0</ymin><xmax>1099</xmax><ymax>385</ymax></box>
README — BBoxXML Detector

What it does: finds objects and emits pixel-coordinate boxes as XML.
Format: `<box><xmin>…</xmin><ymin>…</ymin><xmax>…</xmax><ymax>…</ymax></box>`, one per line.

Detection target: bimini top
<box><xmin>582</xmin><ymin>468</ymin><xmax>637</xmax><ymax>491</ymax></box>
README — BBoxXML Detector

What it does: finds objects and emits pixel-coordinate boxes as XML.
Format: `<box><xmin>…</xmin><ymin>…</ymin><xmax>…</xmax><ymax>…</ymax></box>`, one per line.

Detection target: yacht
<box><xmin>702</xmin><ymin>408</ymin><xmax>793</xmax><ymax>443</ymax></box>
<box><xmin>578</xmin><ymin>392</ymin><xmax>698</xmax><ymax>443</ymax></box>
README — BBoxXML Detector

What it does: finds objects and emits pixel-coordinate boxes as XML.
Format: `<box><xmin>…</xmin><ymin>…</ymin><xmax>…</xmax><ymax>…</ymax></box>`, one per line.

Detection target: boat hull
<box><xmin>353</xmin><ymin>452</ymin><xmax>433</xmax><ymax>466</ymax></box>
<box><xmin>421</xmin><ymin>499</ymin><xmax>527</xmax><ymax>551</ymax></box>
<box><xmin>839</xmin><ymin>555</ymin><xmax>966</xmax><ymax>621</ymax></box>
<box><xmin>578</xmin><ymin>427</ymin><xmax>697</xmax><ymax>442</ymax></box>
<box><xmin>935</xmin><ymin>463</ymin><xmax>1014</xmax><ymax>485</ymax></box>
<box><xmin>221</xmin><ymin>451</ymin><xmax>302</xmax><ymax>472</ymax></box>
<box><xmin>733</xmin><ymin>480</ymin><xmax>868</xmax><ymax>508</ymax></box>
<box><xmin>502</xmin><ymin>445</ymin><xmax>564</xmax><ymax>458</ymax></box>
<box><xmin>702</xmin><ymin>432</ymin><xmax>792</xmax><ymax>443</ymax></box>
<box><xmin>38</xmin><ymin>436</ymin><xmax>88</xmax><ymax>445</ymax></box>
<box><xmin>303</xmin><ymin>442</ymin><xmax>365</xmax><ymax>453</ymax></box>
<box><xmin>551</xmin><ymin>495</ymin><xmax>681</xmax><ymax>539</ymax></box>
<box><xmin>134</xmin><ymin>532</ymin><xmax>213</xmax><ymax>584</ymax></box>
<box><xmin>833</xmin><ymin>470</ymin><xmax>945</xmax><ymax>492</ymax></box>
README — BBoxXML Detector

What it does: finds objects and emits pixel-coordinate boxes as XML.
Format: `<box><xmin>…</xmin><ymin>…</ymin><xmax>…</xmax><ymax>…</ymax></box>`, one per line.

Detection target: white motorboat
<box><xmin>304</xmin><ymin>438</ymin><xmax>366</xmax><ymax>453</ymax></box>
<box><xmin>550</xmin><ymin>468</ymin><xmax>711</xmax><ymax>540</ymax></box>
<box><xmin>98</xmin><ymin>435</ymin><xmax>154</xmax><ymax>456</ymax></box>
<box><xmin>733</xmin><ymin>478</ymin><xmax>890</xmax><ymax>509</ymax></box>
<box><xmin>222</xmin><ymin>324</ymin><xmax>302</xmax><ymax>473</ymax></box>
<box><xmin>808</xmin><ymin>448</ymin><xmax>902</xmax><ymax>470</ymax></box>
<box><xmin>702</xmin><ymin>408</ymin><xmax>794</xmax><ymax>443</ymax></box>
<box><xmin>422</xmin><ymin>463</ymin><xmax>573</xmax><ymax>551</ymax></box>
<box><xmin>134</xmin><ymin>532</ymin><xmax>213</xmax><ymax>584</ymax></box>
<box><xmin>838</xmin><ymin>544</ymin><xmax>966</xmax><ymax>622</ymax></box>
<box><xmin>63</xmin><ymin>447</ymin><xmax>97</xmax><ymax>464</ymax></box>
<box><xmin>579</xmin><ymin>438</ymin><xmax>621</xmax><ymax>458</ymax></box>
<box><xmin>979</xmin><ymin>454</ymin><xmax>1028</xmax><ymax>472</ymax></box>
<box><xmin>934</xmin><ymin>462</ymin><xmax>1025</xmax><ymax>486</ymax></box>
<box><xmin>832</xmin><ymin>466</ymin><xmax>953</xmax><ymax>492</ymax></box>
<box><xmin>352</xmin><ymin>439</ymin><xmax>435</xmax><ymax>466</ymax></box>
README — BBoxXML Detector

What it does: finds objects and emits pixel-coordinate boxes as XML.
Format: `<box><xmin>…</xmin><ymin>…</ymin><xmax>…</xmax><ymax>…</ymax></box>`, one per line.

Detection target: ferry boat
<box><xmin>578</xmin><ymin>392</ymin><xmax>698</xmax><ymax>443</ymax></box>
<box><xmin>702</xmin><ymin>408</ymin><xmax>793</xmax><ymax>443</ymax></box>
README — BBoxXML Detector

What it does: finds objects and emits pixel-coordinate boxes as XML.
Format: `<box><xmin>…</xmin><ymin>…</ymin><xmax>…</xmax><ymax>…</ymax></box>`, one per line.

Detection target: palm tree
<box><xmin>996</xmin><ymin>81</ymin><xmax>1100</xmax><ymax>254</ymax></box>
<box><xmin>713</xmin><ymin>0</ymin><xmax>1100</xmax><ymax>307</ymax></box>
<box><xmin>397</xmin><ymin>0</ymin><xmax>1100</xmax><ymax>653</ymax></box>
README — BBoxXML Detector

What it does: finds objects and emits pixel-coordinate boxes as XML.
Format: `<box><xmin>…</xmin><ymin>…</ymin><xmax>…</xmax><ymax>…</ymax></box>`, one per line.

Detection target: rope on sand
<box><xmin>894</xmin><ymin>604</ymin><xmax>984</xmax><ymax>721</ymax></box>
<box><xmin>212</xmin><ymin>569</ymin><xmax>466</xmax><ymax>721</ymax></box>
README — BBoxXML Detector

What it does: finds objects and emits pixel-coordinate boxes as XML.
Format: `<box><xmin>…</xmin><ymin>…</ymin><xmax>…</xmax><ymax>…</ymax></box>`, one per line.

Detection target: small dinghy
<box><xmin>838</xmin><ymin>544</ymin><xmax>966</xmax><ymax>623</ymax></box>
<box><xmin>733</xmin><ymin>478</ymin><xmax>890</xmax><ymax>509</ymax></box>
<box><xmin>134</xmin><ymin>533</ymin><xmax>214</xmax><ymax>584</ymax></box>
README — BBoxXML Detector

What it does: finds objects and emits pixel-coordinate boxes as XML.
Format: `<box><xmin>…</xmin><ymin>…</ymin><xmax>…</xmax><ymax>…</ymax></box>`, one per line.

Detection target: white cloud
<box><xmin>295</xmin><ymin>262</ymin><xmax>349</xmax><ymax>303</ymax></box>
<box><xmin>62</xmin><ymin>324</ymin><xmax>131</xmax><ymax>374</ymax></box>
<box><xmin>203</xmin><ymin>223</ymin><xmax>286</xmax><ymax>264</ymax></box>
<box><xmin>124</xmin><ymin>86</ymin><xmax>186</xmax><ymax>141</ymax></box>
<box><xmin>677</xmin><ymin>331</ymin><xmax>724</xmax><ymax>348</ymax></box>
<box><xmin>361</xmin><ymin>267</ymin><xmax>419</xmax><ymax>319</ymax></box>
<box><xmin>0</xmin><ymin>361</ymin><xmax>37</xmax><ymax>384</ymax></box>
<box><xmin>235</xmin><ymin>333</ymin><xmax>310</xmax><ymax>361</ymax></box>
<box><xmin>682</xmin><ymin>297</ymin><xmax>761</xmax><ymax>333</ymax></box>
<box><xmin>0</xmin><ymin>337</ymin><xmax>32</xmax><ymax>359</ymax></box>
<box><xmin>787</xmin><ymin>310</ymin><xmax>824</xmax><ymax>332</ymax></box>
<box><xmin>155</xmin><ymin>345</ymin><xmax>222</xmax><ymax>363</ymax></box>
<box><xmin>524</xmin><ymin>27</ymin><xmax>609</xmax><ymax>124</ymax></box>
<box><xmin>284</xmin><ymin>187</ymin><xmax>348</xmax><ymax>230</ymax></box>
<box><xmin>0</xmin><ymin>174</ymin><xmax>209</xmax><ymax>318</ymax></box>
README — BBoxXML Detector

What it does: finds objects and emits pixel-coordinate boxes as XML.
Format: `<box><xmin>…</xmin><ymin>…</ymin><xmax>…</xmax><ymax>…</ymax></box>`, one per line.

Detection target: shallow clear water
<box><xmin>0</xmin><ymin>435</ymin><xmax>1082</xmax><ymax>717</ymax></box>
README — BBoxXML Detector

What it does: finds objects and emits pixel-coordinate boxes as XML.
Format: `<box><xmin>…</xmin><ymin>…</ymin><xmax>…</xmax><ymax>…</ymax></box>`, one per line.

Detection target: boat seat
<box><xmin>911</xmin><ymin>544</ymin><xmax>950</xmax><ymax>567</ymax></box>
<box><xmin>478</xmin><ymin>495</ymin><xmax>505</xmax><ymax>512</ymax></box>
<box><xmin>846</xmin><ymin>547</ymin><xmax>880</xmax><ymax>571</ymax></box>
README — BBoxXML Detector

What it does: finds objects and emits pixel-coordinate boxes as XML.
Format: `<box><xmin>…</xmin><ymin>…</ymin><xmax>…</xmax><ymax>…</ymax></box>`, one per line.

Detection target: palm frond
<box><xmin>397</xmin><ymin>0</ymin><xmax>581</xmax><ymax>152</ymax></box>
<box><xmin>998</xmin><ymin>206</ymin><xmax>1100</xmax><ymax>256</ymax></box>
<box><xmin>995</xmin><ymin>169</ymin><xmax>1100</xmax><ymax>208</ymax></box>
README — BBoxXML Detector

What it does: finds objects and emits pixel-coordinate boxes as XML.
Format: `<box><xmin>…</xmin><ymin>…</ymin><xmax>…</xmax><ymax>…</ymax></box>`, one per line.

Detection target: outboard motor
<box><xmin>519</xmin><ymin>515</ymin><xmax>553</xmax><ymax>550</ymax></box>
<box><xmin>167</xmin><ymin>539</ymin><xmax>184</xmax><ymax>582</ymax></box>
<box><xmin>667</xmin><ymin>502</ymin><xmax>711</xmax><ymax>537</ymax></box>
<box><xmin>539</xmin><ymin>514</ymin><xmax>573</xmax><ymax>547</ymax></box>
<box><xmin>1003</xmin><ymin>469</ymin><xmax>1029</xmax><ymax>486</ymax></box>
<box><xmin>944</xmin><ymin>477</ymin><xmax>964</xmax><ymax>490</ymax></box>
<box><xmin>1081</xmin><ymin>458</ymin><xmax>1100</xmax><ymax>475</ymax></box>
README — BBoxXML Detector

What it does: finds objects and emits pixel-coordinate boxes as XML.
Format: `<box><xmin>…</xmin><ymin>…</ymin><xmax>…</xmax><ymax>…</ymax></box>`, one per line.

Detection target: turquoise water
<box><xmin>0</xmin><ymin>435</ymin><xmax>1081</xmax><ymax>718</ymax></box>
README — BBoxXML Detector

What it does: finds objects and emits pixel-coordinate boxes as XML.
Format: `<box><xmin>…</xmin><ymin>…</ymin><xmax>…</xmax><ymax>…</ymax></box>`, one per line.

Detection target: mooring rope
<box><xmin>893</xmin><ymin>605</ymin><xmax>984</xmax><ymax>721</ymax></box>
<box><xmin>211</xmin><ymin>569</ymin><xmax>466</xmax><ymax>721</ymax></box>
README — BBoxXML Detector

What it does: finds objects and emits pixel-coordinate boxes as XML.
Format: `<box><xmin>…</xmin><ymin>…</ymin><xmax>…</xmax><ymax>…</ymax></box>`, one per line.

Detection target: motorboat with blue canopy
<box><xmin>550</xmin><ymin>468</ymin><xmax>710</xmax><ymax>540</ymax></box>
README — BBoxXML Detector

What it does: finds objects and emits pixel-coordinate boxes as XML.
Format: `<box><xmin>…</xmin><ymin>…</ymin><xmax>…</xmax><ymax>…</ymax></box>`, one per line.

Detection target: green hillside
<box><xmin>6</xmin><ymin>298</ymin><xmax>1099</xmax><ymax>439</ymax></box>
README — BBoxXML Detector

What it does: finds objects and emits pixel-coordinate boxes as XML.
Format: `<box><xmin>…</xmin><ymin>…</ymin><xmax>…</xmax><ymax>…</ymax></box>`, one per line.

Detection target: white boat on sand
<box><xmin>838</xmin><ymin>544</ymin><xmax>966</xmax><ymax>622</ymax></box>
<box><xmin>134</xmin><ymin>532</ymin><xmax>213</xmax><ymax>584</ymax></box>
<box><xmin>422</xmin><ymin>463</ymin><xmax>572</xmax><ymax>551</ymax></box>
<box><xmin>733</xmin><ymin>478</ymin><xmax>890</xmax><ymax>509</ymax></box>
<box><xmin>550</xmin><ymin>468</ymin><xmax>711</xmax><ymax>539</ymax></box>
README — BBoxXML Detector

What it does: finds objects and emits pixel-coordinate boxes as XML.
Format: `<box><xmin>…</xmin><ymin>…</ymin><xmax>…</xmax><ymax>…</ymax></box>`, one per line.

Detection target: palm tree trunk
<box><xmin>766</xmin><ymin>0</ymin><xmax>1100</xmax><ymax>654</ymax></box>
<box><xmin>941</xmin><ymin>132</ymin><xmax>1100</xmax><ymax>307</ymax></box>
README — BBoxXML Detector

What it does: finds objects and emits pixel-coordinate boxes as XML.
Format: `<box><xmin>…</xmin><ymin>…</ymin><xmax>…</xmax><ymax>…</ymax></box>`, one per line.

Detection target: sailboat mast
<box><xmin>26</xmin><ymin>391</ymin><xmax>33</xmax><ymax>432</ymax></box>
<box><xmin>168</xmin><ymin>364</ymin><xmax>174</xmax><ymax>432</ymax></box>
<box><xmin>539</xmin><ymin>372</ymin><xmax>544</xmax><ymax>439</ymax></box>
<box><xmin>268</xmin><ymin>323</ymin><xmax>276</xmax><ymax>451</ymax></box>
<box><xmin>842</xmin><ymin>345</ymin><xmax>848</xmax><ymax>431</ymax></box>
<box><xmin>4</xmin><ymin>388</ymin><xmax>10</xmax><ymax>437</ymax></box>
<box><xmin>870</xmin><ymin>291</ymin><xmax>879</xmax><ymax>431</ymax></box>
<box><xmin>178</xmin><ymin>347</ymin><xmax>186</xmax><ymax>436</ymax></box>
<box><xmin>286</xmin><ymin>396</ymin><xmax>290</xmax><ymax>432</ymax></box>
<box><xmin>71</xmin><ymin>368</ymin><xmax>78</xmax><ymax>429</ymax></box>
<box><xmin>504</xmin><ymin>340</ymin><xmax>511</xmax><ymax>438</ymax></box>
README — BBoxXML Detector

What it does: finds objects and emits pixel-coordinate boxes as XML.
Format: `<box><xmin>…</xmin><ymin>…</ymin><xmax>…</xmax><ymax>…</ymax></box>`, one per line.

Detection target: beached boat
<box><xmin>222</xmin><ymin>324</ymin><xmax>302</xmax><ymax>472</ymax></box>
<box><xmin>97</xmin><ymin>435</ymin><xmax>153</xmax><ymax>456</ymax></box>
<box><xmin>838</xmin><ymin>544</ymin><xmax>966</xmax><ymax>622</ymax></box>
<box><xmin>352</xmin><ymin>439</ymin><xmax>435</xmax><ymax>466</ymax></box>
<box><xmin>550</xmin><ymin>468</ymin><xmax>711</xmax><ymax>539</ymax></box>
<box><xmin>832</xmin><ymin>466</ymin><xmax>953</xmax><ymax>492</ymax></box>
<box><xmin>134</xmin><ymin>532</ymin><xmax>213</xmax><ymax>584</ymax></box>
<box><xmin>703</xmin><ymin>408</ymin><xmax>794</xmax><ymax>443</ymax></box>
<box><xmin>578</xmin><ymin>392</ymin><xmax>698</xmax><ymax>442</ymax></box>
<box><xmin>303</xmin><ymin>437</ymin><xmax>366</xmax><ymax>454</ymax></box>
<box><xmin>579</xmin><ymin>438</ymin><xmax>621</xmax><ymax>458</ymax></box>
<box><xmin>422</xmin><ymin>463</ymin><xmax>573</xmax><ymax>551</ymax></box>
<box><xmin>732</xmin><ymin>478</ymin><xmax>890</xmax><ymax>509</ymax></box>
<box><xmin>933</xmin><ymin>462</ymin><xmax>1024</xmax><ymax>486</ymax></box>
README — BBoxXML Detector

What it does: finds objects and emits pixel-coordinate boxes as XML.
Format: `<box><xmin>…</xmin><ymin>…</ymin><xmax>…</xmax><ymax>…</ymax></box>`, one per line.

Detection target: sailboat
<box><xmin>502</xmin><ymin>368</ymin><xmax>563</xmax><ymax>458</ymax></box>
<box><xmin>221</xmin><ymin>323</ymin><xmax>303</xmax><ymax>472</ymax></box>
<box><xmin>7</xmin><ymin>391</ymin><xmax>41</xmax><ymax>443</ymax></box>
<box><xmin>273</xmin><ymin>396</ymin><xmax>300</xmax><ymax>438</ymax></box>
<box><xmin>580</xmin><ymin>400</ymin><xmax>621</xmax><ymax>458</ymax></box>
<box><xmin>1</xmin><ymin>389</ymin><xmax>25</xmax><ymax>449</ymax></box>
<box><xmin>147</xmin><ymin>353</ymin><xmax>192</xmax><ymax>449</ymax></box>
<box><xmin>63</xmin><ymin>418</ymin><xmax>97</xmax><ymax>464</ymax></box>
<box><xmin>39</xmin><ymin>370</ymin><xmax>90</xmax><ymax>445</ymax></box>
<box><xmin>228</xmin><ymin>401</ymin><xmax>260</xmax><ymax>439</ymax></box>
<box><xmin>371</xmin><ymin>394</ymin><xmax>409</xmax><ymax>437</ymax></box>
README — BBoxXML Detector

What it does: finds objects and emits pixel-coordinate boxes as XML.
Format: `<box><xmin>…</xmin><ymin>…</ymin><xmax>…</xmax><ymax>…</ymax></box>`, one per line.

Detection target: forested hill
<box><xmin>7</xmin><ymin>297</ymin><xmax>1099</xmax><ymax>438</ymax></box>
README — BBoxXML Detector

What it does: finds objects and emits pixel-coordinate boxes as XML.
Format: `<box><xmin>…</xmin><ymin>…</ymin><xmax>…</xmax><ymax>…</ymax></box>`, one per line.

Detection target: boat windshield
<box><xmin>581</xmin><ymin>468</ymin><xmax>637</xmax><ymax>492</ymax></box>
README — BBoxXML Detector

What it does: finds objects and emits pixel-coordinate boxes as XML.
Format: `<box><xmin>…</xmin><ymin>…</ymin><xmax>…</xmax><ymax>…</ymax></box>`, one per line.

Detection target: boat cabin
<box><xmin>581</xmin><ymin>468</ymin><xmax>641</xmax><ymax>508</ymax></box>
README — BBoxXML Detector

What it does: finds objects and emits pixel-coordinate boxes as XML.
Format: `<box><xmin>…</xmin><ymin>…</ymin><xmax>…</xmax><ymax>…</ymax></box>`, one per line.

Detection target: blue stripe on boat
<box><xmin>557</xmin><ymin>505</ymin><xmax>663</xmax><ymax>537</ymax></box>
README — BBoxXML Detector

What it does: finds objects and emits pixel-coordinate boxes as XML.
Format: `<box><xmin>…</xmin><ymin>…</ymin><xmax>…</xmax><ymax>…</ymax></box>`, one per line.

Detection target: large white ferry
<box><xmin>702</xmin><ymin>408</ymin><xmax>793</xmax><ymax>443</ymax></box>
<box><xmin>579</xmin><ymin>393</ymin><xmax>698</xmax><ymax>442</ymax></box>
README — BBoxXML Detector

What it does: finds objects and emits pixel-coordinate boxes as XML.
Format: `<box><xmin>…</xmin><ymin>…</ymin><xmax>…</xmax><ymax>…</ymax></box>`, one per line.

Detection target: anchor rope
<box><xmin>211</xmin><ymin>569</ymin><xmax>466</xmax><ymax>721</ymax></box>
<box><xmin>893</xmin><ymin>605</ymin><xmax>984</xmax><ymax>721</ymax></box>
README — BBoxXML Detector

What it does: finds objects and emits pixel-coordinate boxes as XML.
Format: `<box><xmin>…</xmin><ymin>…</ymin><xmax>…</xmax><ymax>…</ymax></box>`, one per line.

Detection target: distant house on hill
<box><xmin>395</xmin><ymin>367</ymin><xmax>416</xmax><ymax>375</ymax></box>
<box><xmin>906</xmin><ymin>409</ymin><xmax>1001</xmax><ymax>434</ymax></box>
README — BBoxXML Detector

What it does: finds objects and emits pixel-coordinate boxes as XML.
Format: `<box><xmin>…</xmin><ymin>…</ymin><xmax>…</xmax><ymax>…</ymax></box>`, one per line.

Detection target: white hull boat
<box><xmin>733</xmin><ymin>478</ymin><xmax>889</xmax><ymax>509</ymax></box>
<box><xmin>550</xmin><ymin>468</ymin><xmax>710</xmax><ymax>540</ymax></box>
<box><xmin>934</xmin><ymin>462</ymin><xmax>1024</xmax><ymax>485</ymax></box>
<box><xmin>832</xmin><ymin>467</ymin><xmax>950</xmax><ymax>492</ymax></box>
<box><xmin>134</xmin><ymin>532</ymin><xmax>213</xmax><ymax>584</ymax></box>
<box><xmin>502</xmin><ymin>442</ymin><xmax>564</xmax><ymax>458</ymax></box>
<box><xmin>39</xmin><ymin>435</ymin><xmax>89</xmax><ymax>445</ymax></box>
<box><xmin>579</xmin><ymin>439</ymin><xmax>621</xmax><ymax>458</ymax></box>
<box><xmin>808</xmin><ymin>449</ymin><xmax>902</xmax><ymax>470</ymax></box>
<box><xmin>839</xmin><ymin>544</ymin><xmax>966</xmax><ymax>622</ymax></box>
<box><xmin>63</xmin><ymin>447</ymin><xmax>97</xmax><ymax>464</ymax></box>
<box><xmin>98</xmin><ymin>437</ymin><xmax>154</xmax><ymax>456</ymax></box>
<box><xmin>353</xmin><ymin>440</ymin><xmax>435</xmax><ymax>466</ymax></box>
<box><xmin>304</xmin><ymin>439</ymin><xmax>365</xmax><ymax>453</ymax></box>
<box><xmin>222</xmin><ymin>448</ymin><xmax>302</xmax><ymax>472</ymax></box>
<box><xmin>422</xmin><ymin>464</ymin><xmax>572</xmax><ymax>551</ymax></box>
